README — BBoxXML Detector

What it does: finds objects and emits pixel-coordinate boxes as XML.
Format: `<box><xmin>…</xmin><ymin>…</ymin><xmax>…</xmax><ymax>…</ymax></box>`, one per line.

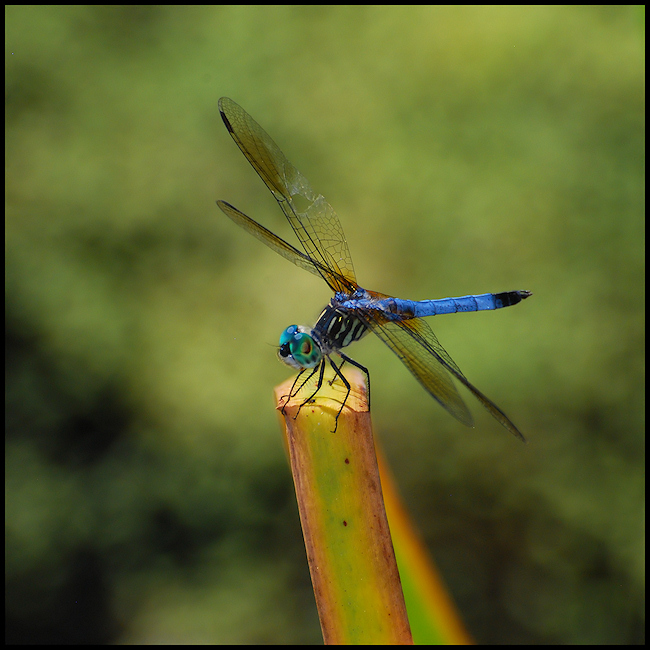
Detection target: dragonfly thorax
<box><xmin>313</xmin><ymin>303</ymin><xmax>369</xmax><ymax>356</ymax></box>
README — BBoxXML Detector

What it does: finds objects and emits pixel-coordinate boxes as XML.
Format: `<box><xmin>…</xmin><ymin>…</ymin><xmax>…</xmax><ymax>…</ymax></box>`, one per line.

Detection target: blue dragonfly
<box><xmin>217</xmin><ymin>98</ymin><xmax>531</xmax><ymax>441</ymax></box>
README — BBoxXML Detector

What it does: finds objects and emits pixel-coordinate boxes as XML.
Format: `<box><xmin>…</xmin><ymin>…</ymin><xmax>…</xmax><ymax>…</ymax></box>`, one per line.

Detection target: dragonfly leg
<box><xmin>282</xmin><ymin>366</ymin><xmax>316</xmax><ymax>415</ymax></box>
<box><xmin>283</xmin><ymin>355</ymin><xmax>369</xmax><ymax>432</ymax></box>
<box><xmin>292</xmin><ymin>360</ymin><xmax>326</xmax><ymax>420</ymax></box>
<box><xmin>338</xmin><ymin>352</ymin><xmax>371</xmax><ymax>412</ymax></box>
<box><xmin>327</xmin><ymin>357</ymin><xmax>351</xmax><ymax>432</ymax></box>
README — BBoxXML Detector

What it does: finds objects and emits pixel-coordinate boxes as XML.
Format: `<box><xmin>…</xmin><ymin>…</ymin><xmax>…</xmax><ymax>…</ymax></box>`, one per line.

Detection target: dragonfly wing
<box><xmin>217</xmin><ymin>200</ymin><xmax>331</xmax><ymax>281</ymax></box>
<box><xmin>219</xmin><ymin>97</ymin><xmax>356</xmax><ymax>293</ymax></box>
<box><xmin>366</xmin><ymin>314</ymin><xmax>526</xmax><ymax>440</ymax></box>
<box><xmin>366</xmin><ymin>315</ymin><xmax>473</xmax><ymax>427</ymax></box>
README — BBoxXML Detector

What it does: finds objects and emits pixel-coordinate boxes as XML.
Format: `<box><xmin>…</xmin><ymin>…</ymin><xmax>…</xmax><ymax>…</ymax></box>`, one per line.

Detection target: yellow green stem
<box><xmin>275</xmin><ymin>369</ymin><xmax>412</xmax><ymax>644</ymax></box>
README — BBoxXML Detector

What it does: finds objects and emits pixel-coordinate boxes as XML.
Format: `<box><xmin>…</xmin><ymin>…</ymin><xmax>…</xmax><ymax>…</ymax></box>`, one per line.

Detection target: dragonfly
<box><xmin>217</xmin><ymin>97</ymin><xmax>531</xmax><ymax>441</ymax></box>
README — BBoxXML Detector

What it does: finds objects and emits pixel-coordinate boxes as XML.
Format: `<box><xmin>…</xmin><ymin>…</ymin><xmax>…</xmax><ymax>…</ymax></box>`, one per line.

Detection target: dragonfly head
<box><xmin>278</xmin><ymin>325</ymin><xmax>322</xmax><ymax>370</ymax></box>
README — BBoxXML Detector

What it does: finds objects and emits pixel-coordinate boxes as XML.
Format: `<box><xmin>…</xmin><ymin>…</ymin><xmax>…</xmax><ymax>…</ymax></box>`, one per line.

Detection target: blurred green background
<box><xmin>6</xmin><ymin>6</ymin><xmax>644</xmax><ymax>644</ymax></box>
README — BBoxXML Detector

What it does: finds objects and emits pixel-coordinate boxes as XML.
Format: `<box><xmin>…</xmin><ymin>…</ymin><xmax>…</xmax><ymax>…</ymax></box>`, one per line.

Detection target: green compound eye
<box><xmin>278</xmin><ymin>326</ymin><xmax>322</xmax><ymax>369</ymax></box>
<box><xmin>279</xmin><ymin>325</ymin><xmax>299</xmax><ymax>348</ymax></box>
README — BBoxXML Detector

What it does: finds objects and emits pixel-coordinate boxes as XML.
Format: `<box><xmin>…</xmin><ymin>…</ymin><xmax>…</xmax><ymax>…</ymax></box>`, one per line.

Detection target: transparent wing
<box><xmin>362</xmin><ymin>295</ymin><xmax>526</xmax><ymax>440</ymax></box>
<box><xmin>217</xmin><ymin>200</ymin><xmax>335</xmax><ymax>281</ymax></box>
<box><xmin>219</xmin><ymin>97</ymin><xmax>356</xmax><ymax>294</ymax></box>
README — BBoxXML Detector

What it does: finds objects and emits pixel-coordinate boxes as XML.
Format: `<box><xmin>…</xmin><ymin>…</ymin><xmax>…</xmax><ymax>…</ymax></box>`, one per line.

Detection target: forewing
<box><xmin>217</xmin><ymin>200</ymin><xmax>330</xmax><ymax>281</ymax></box>
<box><xmin>219</xmin><ymin>97</ymin><xmax>356</xmax><ymax>293</ymax></box>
